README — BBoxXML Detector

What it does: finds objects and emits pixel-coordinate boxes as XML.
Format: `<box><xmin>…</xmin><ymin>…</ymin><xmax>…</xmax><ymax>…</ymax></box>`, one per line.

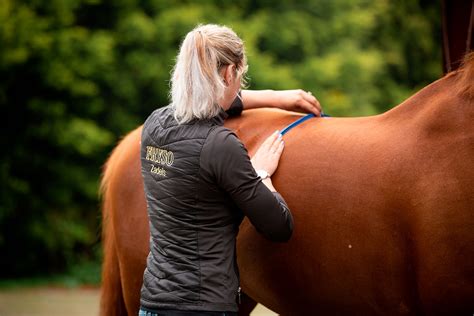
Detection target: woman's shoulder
<box><xmin>209</xmin><ymin>125</ymin><xmax>237</xmax><ymax>142</ymax></box>
<box><xmin>143</xmin><ymin>105</ymin><xmax>174</xmax><ymax>129</ymax></box>
<box><xmin>204</xmin><ymin>126</ymin><xmax>245</xmax><ymax>155</ymax></box>
<box><xmin>201</xmin><ymin>125</ymin><xmax>251</xmax><ymax>177</ymax></box>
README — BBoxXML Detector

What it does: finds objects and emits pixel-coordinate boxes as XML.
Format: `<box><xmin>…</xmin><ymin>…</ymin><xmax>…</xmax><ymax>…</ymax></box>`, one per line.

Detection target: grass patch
<box><xmin>0</xmin><ymin>260</ymin><xmax>101</xmax><ymax>289</ymax></box>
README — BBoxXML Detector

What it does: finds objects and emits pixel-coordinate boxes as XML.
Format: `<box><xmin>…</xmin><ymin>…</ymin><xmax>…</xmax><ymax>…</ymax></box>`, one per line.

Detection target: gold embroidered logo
<box><xmin>145</xmin><ymin>146</ymin><xmax>174</xmax><ymax>166</ymax></box>
<box><xmin>145</xmin><ymin>146</ymin><xmax>174</xmax><ymax>177</ymax></box>
<box><xmin>150</xmin><ymin>164</ymin><xmax>166</xmax><ymax>177</ymax></box>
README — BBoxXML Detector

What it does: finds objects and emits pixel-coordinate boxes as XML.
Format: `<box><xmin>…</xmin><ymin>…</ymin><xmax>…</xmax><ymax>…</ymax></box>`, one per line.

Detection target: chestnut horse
<box><xmin>100</xmin><ymin>54</ymin><xmax>474</xmax><ymax>315</ymax></box>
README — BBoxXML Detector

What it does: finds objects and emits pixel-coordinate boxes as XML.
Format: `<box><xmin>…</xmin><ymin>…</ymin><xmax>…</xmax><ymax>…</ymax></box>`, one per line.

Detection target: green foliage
<box><xmin>0</xmin><ymin>0</ymin><xmax>441</xmax><ymax>279</ymax></box>
<box><xmin>0</xmin><ymin>259</ymin><xmax>101</xmax><ymax>288</ymax></box>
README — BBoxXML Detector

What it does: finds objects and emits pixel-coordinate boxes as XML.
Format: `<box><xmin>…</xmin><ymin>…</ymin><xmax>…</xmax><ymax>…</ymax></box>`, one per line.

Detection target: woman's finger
<box><xmin>296</xmin><ymin>100</ymin><xmax>320</xmax><ymax>116</ymax></box>
<box><xmin>275</xmin><ymin>139</ymin><xmax>284</xmax><ymax>155</ymax></box>
<box><xmin>260</xmin><ymin>130</ymin><xmax>279</xmax><ymax>151</ymax></box>
<box><xmin>269</xmin><ymin>132</ymin><xmax>283</xmax><ymax>150</ymax></box>
<box><xmin>301</xmin><ymin>93</ymin><xmax>322</xmax><ymax>114</ymax></box>
<box><xmin>263</xmin><ymin>130</ymin><xmax>278</xmax><ymax>144</ymax></box>
<box><xmin>302</xmin><ymin>89</ymin><xmax>320</xmax><ymax>104</ymax></box>
<box><xmin>302</xmin><ymin>101</ymin><xmax>321</xmax><ymax>116</ymax></box>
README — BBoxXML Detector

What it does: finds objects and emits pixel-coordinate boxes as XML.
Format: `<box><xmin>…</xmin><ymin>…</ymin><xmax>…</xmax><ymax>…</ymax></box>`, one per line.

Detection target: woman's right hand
<box><xmin>250</xmin><ymin>131</ymin><xmax>285</xmax><ymax>177</ymax></box>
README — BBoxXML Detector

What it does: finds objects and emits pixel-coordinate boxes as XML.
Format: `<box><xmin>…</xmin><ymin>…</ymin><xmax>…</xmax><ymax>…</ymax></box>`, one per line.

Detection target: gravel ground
<box><xmin>0</xmin><ymin>287</ymin><xmax>276</xmax><ymax>316</ymax></box>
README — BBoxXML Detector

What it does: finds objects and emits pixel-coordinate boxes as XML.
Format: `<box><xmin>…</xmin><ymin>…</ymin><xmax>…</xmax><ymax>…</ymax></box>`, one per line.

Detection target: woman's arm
<box><xmin>241</xmin><ymin>89</ymin><xmax>323</xmax><ymax>116</ymax></box>
<box><xmin>201</xmin><ymin>128</ymin><xmax>293</xmax><ymax>242</ymax></box>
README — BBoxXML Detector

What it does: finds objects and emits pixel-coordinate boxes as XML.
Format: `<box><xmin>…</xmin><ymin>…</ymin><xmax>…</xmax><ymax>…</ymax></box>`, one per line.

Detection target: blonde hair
<box><xmin>170</xmin><ymin>24</ymin><xmax>248</xmax><ymax>124</ymax></box>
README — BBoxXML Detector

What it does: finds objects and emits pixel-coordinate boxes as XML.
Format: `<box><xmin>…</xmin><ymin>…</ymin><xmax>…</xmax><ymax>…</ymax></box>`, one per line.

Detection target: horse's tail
<box><xmin>99</xmin><ymin>136</ymin><xmax>129</xmax><ymax>316</ymax></box>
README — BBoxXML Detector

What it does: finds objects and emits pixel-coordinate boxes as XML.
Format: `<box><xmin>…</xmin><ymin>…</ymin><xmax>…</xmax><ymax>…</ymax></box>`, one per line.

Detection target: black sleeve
<box><xmin>225</xmin><ymin>90</ymin><xmax>244</xmax><ymax>117</ymax></box>
<box><xmin>201</xmin><ymin>127</ymin><xmax>293</xmax><ymax>242</ymax></box>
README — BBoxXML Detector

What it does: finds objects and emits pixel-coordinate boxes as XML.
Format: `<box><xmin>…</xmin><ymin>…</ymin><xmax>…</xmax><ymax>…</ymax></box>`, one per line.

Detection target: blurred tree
<box><xmin>370</xmin><ymin>0</ymin><xmax>442</xmax><ymax>112</ymax></box>
<box><xmin>0</xmin><ymin>0</ymin><xmax>442</xmax><ymax>278</ymax></box>
<box><xmin>0</xmin><ymin>0</ymin><xmax>117</xmax><ymax>276</ymax></box>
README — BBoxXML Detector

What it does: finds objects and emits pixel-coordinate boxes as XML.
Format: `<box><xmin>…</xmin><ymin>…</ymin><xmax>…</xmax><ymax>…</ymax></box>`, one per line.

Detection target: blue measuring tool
<box><xmin>279</xmin><ymin>113</ymin><xmax>330</xmax><ymax>136</ymax></box>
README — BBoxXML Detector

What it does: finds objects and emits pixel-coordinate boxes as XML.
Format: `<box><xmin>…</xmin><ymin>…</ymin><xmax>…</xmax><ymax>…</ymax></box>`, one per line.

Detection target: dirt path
<box><xmin>0</xmin><ymin>287</ymin><xmax>100</xmax><ymax>316</ymax></box>
<box><xmin>0</xmin><ymin>287</ymin><xmax>276</xmax><ymax>316</ymax></box>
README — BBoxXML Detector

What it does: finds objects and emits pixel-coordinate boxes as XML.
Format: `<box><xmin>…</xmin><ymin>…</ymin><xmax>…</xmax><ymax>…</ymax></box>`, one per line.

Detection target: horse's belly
<box><xmin>237</xmin><ymin>210</ymin><xmax>419</xmax><ymax>315</ymax></box>
<box><xmin>411</xmin><ymin>185</ymin><xmax>474</xmax><ymax>314</ymax></box>
<box><xmin>236</xmin><ymin>180</ymin><xmax>474</xmax><ymax>315</ymax></box>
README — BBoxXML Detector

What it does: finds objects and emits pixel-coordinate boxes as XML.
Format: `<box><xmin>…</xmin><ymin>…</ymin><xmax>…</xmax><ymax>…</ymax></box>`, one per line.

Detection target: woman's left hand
<box><xmin>274</xmin><ymin>89</ymin><xmax>322</xmax><ymax>116</ymax></box>
<box><xmin>240</xmin><ymin>89</ymin><xmax>323</xmax><ymax>116</ymax></box>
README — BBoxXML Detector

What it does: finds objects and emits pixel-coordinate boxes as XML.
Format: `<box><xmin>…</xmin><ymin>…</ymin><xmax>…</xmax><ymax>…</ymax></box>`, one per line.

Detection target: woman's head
<box><xmin>171</xmin><ymin>24</ymin><xmax>248</xmax><ymax>124</ymax></box>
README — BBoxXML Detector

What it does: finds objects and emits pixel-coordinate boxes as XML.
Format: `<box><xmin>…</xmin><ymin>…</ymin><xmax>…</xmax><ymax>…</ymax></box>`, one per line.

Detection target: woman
<box><xmin>139</xmin><ymin>24</ymin><xmax>322</xmax><ymax>316</ymax></box>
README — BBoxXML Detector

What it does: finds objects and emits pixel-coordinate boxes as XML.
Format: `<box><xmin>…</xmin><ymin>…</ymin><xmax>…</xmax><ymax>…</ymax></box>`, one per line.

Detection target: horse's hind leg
<box><xmin>100</xmin><ymin>222</ymin><xmax>127</xmax><ymax>316</ymax></box>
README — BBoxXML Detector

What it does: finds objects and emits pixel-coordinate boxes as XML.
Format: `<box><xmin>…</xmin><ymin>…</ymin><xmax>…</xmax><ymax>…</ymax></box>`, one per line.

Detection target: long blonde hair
<box><xmin>170</xmin><ymin>24</ymin><xmax>248</xmax><ymax>124</ymax></box>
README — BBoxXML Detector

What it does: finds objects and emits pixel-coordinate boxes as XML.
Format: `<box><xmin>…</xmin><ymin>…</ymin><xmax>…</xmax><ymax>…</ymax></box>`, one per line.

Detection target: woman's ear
<box><xmin>223</xmin><ymin>64</ymin><xmax>235</xmax><ymax>86</ymax></box>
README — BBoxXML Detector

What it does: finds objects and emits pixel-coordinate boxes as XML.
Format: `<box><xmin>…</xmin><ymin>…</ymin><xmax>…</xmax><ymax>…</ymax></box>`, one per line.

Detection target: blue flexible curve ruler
<box><xmin>279</xmin><ymin>113</ymin><xmax>330</xmax><ymax>136</ymax></box>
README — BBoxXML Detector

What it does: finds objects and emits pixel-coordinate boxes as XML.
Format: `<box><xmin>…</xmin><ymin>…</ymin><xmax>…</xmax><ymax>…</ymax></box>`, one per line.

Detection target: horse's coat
<box><xmin>100</xmin><ymin>54</ymin><xmax>474</xmax><ymax>315</ymax></box>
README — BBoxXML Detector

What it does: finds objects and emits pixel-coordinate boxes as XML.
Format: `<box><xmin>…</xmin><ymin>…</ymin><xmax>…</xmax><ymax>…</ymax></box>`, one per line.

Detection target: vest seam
<box><xmin>195</xmin><ymin>124</ymin><xmax>220</xmax><ymax>304</ymax></box>
<box><xmin>195</xmin><ymin>129</ymin><xmax>208</xmax><ymax>304</ymax></box>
